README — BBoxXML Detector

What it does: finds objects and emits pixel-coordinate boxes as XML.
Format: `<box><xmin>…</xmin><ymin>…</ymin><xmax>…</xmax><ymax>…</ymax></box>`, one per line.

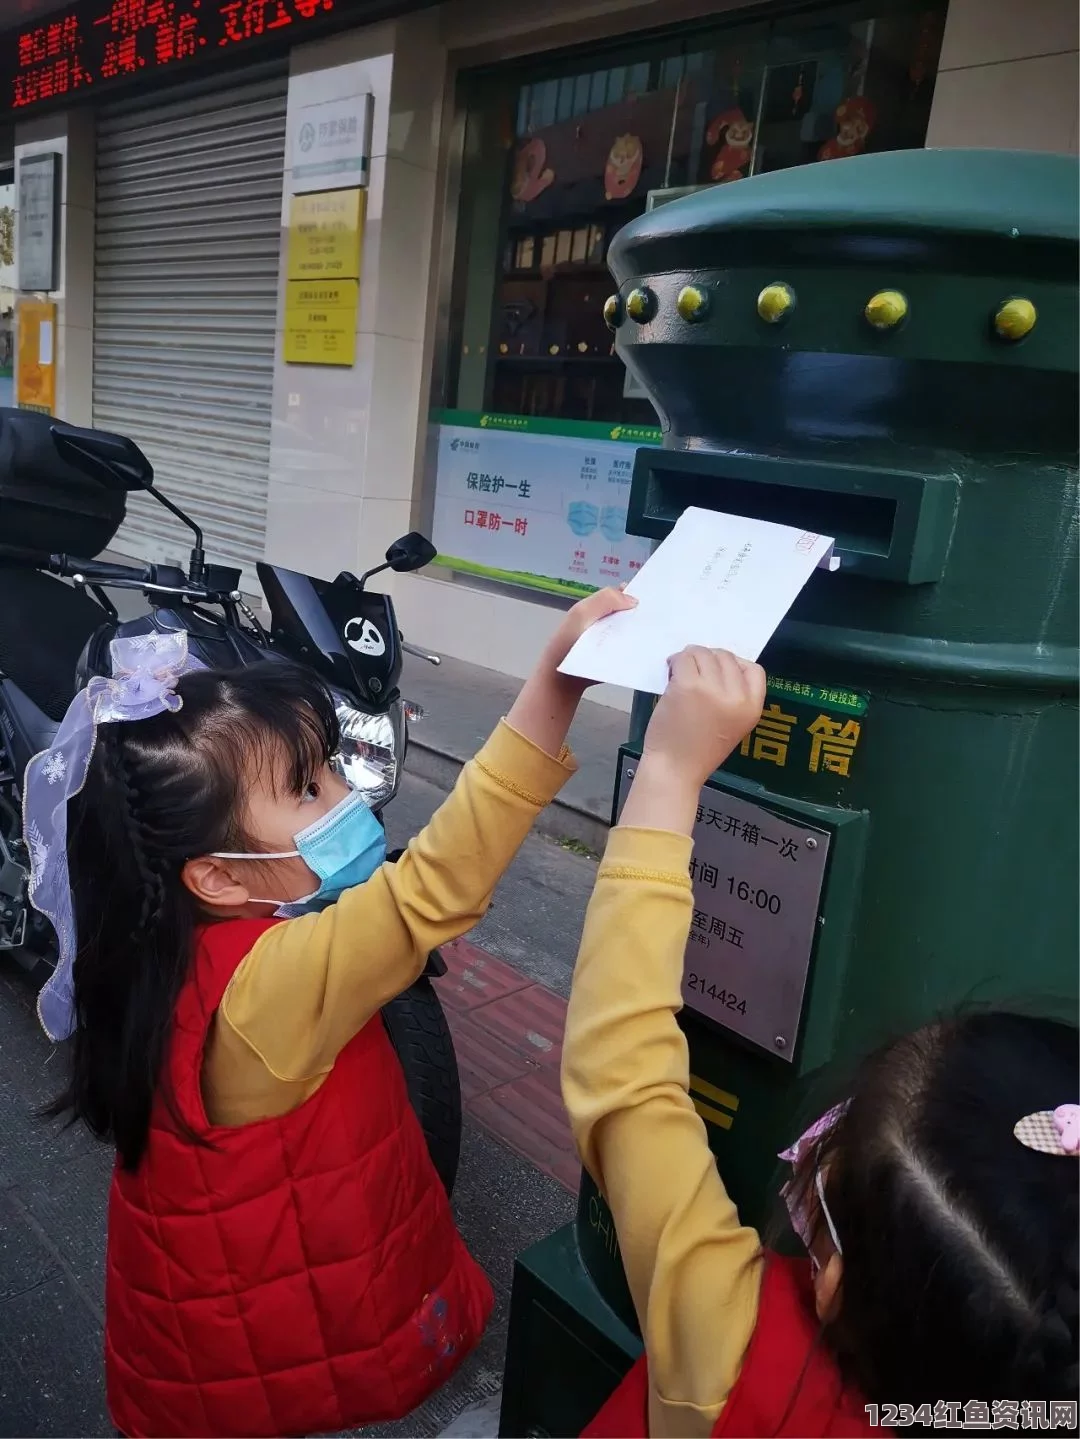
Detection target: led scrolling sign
<box><xmin>5</xmin><ymin>0</ymin><xmax>342</xmax><ymax>113</ymax></box>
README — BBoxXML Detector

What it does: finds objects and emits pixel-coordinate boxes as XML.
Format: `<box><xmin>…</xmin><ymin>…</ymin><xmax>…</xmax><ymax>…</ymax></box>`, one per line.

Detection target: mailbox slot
<box><xmin>628</xmin><ymin>448</ymin><xmax>958</xmax><ymax>584</ymax></box>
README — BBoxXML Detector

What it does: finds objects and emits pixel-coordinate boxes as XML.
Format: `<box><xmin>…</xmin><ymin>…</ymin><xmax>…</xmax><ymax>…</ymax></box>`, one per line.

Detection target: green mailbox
<box><xmin>500</xmin><ymin>149</ymin><xmax>1079</xmax><ymax>1438</ymax></box>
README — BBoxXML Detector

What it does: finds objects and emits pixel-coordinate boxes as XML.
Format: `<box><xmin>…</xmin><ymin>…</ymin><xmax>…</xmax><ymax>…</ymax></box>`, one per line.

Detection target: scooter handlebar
<box><xmin>0</xmin><ymin>545</ymin><xmax>151</xmax><ymax>586</ymax></box>
<box><xmin>58</xmin><ymin>556</ymin><xmax>152</xmax><ymax>584</ymax></box>
<box><xmin>401</xmin><ymin>639</ymin><xmax>441</xmax><ymax>666</ymax></box>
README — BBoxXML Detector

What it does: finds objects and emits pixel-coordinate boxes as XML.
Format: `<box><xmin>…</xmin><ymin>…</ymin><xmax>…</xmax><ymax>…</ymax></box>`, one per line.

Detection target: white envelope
<box><xmin>558</xmin><ymin>506</ymin><xmax>836</xmax><ymax>694</ymax></box>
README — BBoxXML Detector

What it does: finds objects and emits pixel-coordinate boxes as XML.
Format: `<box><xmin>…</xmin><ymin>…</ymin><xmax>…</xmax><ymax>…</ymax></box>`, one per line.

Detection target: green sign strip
<box><xmin>767</xmin><ymin>674</ymin><xmax>868</xmax><ymax>717</ymax></box>
<box><xmin>433</xmin><ymin>407</ymin><xmax>662</xmax><ymax>447</ymax></box>
<box><xmin>431</xmin><ymin>553</ymin><xmax>594</xmax><ymax>599</ymax></box>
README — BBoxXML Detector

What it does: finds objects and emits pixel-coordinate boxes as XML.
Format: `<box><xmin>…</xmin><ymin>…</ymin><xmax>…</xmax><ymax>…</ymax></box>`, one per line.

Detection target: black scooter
<box><xmin>0</xmin><ymin>409</ymin><xmax>461</xmax><ymax>1192</ymax></box>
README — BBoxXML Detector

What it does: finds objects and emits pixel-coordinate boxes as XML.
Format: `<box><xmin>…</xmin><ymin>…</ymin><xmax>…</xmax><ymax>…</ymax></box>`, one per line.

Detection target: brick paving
<box><xmin>434</xmin><ymin>938</ymin><xmax>579</xmax><ymax>1193</ymax></box>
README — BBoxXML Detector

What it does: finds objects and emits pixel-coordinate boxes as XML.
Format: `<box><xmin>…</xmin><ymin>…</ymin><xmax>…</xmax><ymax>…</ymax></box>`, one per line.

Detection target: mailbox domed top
<box><xmin>603</xmin><ymin>150</ymin><xmax>1077</xmax><ymax>462</ymax></box>
<box><xmin>608</xmin><ymin>149</ymin><xmax>1078</xmax><ymax>282</ymax></box>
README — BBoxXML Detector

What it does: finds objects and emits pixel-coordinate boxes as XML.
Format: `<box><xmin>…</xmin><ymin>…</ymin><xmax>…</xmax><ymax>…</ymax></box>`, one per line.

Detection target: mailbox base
<box><xmin>500</xmin><ymin>1223</ymin><xmax>640</xmax><ymax>1438</ymax></box>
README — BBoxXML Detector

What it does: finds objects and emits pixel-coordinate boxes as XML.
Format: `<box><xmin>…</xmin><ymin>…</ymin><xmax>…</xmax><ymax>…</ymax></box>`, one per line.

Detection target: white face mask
<box><xmin>213</xmin><ymin>788</ymin><xmax>386</xmax><ymax>916</ymax></box>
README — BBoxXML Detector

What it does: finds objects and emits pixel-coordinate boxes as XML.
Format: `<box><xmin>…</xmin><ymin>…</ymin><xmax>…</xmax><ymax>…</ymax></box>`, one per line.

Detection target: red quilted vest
<box><xmin>583</xmin><ymin>1254</ymin><xmax>880</xmax><ymax>1438</ymax></box>
<box><xmin>105</xmin><ymin>918</ymin><xmax>493</xmax><ymax>1439</ymax></box>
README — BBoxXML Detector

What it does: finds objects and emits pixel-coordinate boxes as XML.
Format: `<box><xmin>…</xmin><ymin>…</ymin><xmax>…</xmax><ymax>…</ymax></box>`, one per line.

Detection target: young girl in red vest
<box><xmin>27</xmin><ymin>587</ymin><xmax>632</xmax><ymax>1439</ymax></box>
<box><xmin>563</xmin><ymin>645</ymin><xmax>1079</xmax><ymax>1439</ymax></box>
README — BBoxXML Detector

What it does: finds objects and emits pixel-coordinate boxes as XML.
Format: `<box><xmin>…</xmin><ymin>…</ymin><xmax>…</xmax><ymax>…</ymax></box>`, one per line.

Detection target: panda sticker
<box><xmin>344</xmin><ymin>617</ymin><xmax>386</xmax><ymax>657</ymax></box>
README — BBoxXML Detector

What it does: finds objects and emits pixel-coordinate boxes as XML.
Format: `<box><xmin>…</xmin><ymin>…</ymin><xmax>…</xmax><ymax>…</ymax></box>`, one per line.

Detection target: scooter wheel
<box><xmin>382</xmin><ymin>976</ymin><xmax>462</xmax><ymax>1195</ymax></box>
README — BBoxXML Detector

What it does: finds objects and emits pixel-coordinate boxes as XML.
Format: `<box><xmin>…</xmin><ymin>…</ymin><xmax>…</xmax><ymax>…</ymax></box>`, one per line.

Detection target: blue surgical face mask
<box><xmin>214</xmin><ymin>788</ymin><xmax>387</xmax><ymax>917</ymax></box>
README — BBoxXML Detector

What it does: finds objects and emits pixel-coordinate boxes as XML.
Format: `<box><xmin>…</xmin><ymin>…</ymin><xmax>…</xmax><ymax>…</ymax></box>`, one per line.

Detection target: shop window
<box><xmin>429</xmin><ymin>1</ymin><xmax>946</xmax><ymax>599</ymax></box>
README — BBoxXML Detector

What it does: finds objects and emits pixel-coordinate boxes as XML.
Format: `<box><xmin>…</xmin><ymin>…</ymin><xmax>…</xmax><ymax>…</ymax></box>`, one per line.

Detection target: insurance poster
<box><xmin>431</xmin><ymin>411</ymin><xmax>659</xmax><ymax>596</ymax></box>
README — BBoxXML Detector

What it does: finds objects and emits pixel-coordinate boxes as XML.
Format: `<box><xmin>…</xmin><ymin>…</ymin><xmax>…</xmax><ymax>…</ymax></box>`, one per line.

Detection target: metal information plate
<box><xmin>616</xmin><ymin>758</ymin><xmax>830</xmax><ymax>1061</ymax></box>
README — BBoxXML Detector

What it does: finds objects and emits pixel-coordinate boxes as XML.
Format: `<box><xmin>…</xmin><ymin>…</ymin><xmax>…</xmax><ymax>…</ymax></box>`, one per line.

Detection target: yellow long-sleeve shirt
<box><xmin>562</xmin><ymin>826</ymin><xmax>763</xmax><ymax>1439</ymax></box>
<box><xmin>201</xmin><ymin>719</ymin><xmax>576</xmax><ymax>1126</ymax></box>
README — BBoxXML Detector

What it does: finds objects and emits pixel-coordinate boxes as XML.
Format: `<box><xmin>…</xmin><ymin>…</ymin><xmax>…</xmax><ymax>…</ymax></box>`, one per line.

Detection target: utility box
<box><xmin>500</xmin><ymin>149</ymin><xmax>1079</xmax><ymax>1438</ymax></box>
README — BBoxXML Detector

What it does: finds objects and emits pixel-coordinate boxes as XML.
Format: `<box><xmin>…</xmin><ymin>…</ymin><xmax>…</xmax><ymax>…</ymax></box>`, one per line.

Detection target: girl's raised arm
<box><xmin>562</xmin><ymin>649</ymin><xmax>767</xmax><ymax>1438</ymax></box>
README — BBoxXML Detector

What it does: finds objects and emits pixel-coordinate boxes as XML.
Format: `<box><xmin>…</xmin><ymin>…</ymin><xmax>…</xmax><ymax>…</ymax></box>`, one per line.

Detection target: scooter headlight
<box><xmin>331</xmin><ymin>697</ymin><xmax>405</xmax><ymax>811</ymax></box>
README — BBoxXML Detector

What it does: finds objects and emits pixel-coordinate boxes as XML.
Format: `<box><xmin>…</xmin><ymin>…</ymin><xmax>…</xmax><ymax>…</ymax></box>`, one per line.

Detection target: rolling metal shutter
<box><xmin>93</xmin><ymin>71</ymin><xmax>287</xmax><ymax>590</ymax></box>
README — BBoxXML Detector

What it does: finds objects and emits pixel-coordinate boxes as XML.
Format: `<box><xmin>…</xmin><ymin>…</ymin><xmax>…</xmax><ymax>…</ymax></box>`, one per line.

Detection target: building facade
<box><xmin>4</xmin><ymin>0</ymin><xmax>1078</xmax><ymax>708</ymax></box>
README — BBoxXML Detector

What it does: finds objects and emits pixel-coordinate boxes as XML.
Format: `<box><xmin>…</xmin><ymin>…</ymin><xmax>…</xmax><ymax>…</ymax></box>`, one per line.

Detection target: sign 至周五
<box><xmin>615</xmin><ymin>755</ymin><xmax>831</xmax><ymax>1061</ymax></box>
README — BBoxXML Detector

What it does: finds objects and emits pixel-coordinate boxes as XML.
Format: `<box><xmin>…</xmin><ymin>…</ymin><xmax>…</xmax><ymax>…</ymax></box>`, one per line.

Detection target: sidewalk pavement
<box><xmin>438</xmin><ymin>938</ymin><xmax>578</xmax><ymax>1193</ymax></box>
<box><xmin>400</xmin><ymin>652</ymin><xmax>630</xmax><ymax>855</ymax></box>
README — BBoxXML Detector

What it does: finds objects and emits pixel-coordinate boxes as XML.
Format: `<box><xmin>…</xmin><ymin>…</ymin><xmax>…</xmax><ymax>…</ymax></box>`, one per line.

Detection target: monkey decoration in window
<box><xmin>706</xmin><ymin>108</ymin><xmax>755</xmax><ymax>183</ymax></box>
<box><xmin>818</xmin><ymin>95</ymin><xmax>876</xmax><ymax>162</ymax></box>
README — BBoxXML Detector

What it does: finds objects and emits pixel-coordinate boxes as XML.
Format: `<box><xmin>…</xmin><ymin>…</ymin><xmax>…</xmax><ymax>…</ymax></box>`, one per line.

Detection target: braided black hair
<box><xmin>48</xmin><ymin>661</ymin><xmax>338</xmax><ymax>1170</ymax></box>
<box><xmin>789</xmin><ymin>1011</ymin><xmax>1079</xmax><ymax>1422</ymax></box>
<box><xmin>102</xmin><ymin>728</ymin><xmax>167</xmax><ymax>940</ymax></box>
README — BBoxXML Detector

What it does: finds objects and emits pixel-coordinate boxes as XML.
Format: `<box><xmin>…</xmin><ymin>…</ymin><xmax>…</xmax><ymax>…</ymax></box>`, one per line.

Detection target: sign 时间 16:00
<box><xmin>431</xmin><ymin>418</ymin><xmax>654</xmax><ymax>595</ymax></box>
<box><xmin>616</xmin><ymin>756</ymin><xmax>832</xmax><ymax>1062</ymax></box>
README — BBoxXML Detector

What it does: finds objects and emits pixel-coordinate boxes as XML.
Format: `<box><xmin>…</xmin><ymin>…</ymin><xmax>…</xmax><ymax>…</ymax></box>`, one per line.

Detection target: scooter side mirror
<box><xmin>51</xmin><ymin>422</ymin><xmax>154</xmax><ymax>492</ymax></box>
<box><xmin>385</xmin><ymin>532</ymin><xmax>437</xmax><ymax>573</ymax></box>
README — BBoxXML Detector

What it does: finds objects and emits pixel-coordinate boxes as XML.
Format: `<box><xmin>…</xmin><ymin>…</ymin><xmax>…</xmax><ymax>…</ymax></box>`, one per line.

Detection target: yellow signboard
<box><xmin>15</xmin><ymin>297</ymin><xmax>57</xmax><ymax>414</ymax></box>
<box><xmin>284</xmin><ymin>280</ymin><xmax>358</xmax><ymax>366</ymax></box>
<box><xmin>286</xmin><ymin>189</ymin><xmax>365</xmax><ymax>282</ymax></box>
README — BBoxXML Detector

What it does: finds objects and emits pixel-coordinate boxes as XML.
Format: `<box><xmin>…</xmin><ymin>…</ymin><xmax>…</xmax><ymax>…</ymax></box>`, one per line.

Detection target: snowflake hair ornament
<box><xmin>22</xmin><ymin>631</ymin><xmax>204</xmax><ymax>1042</ymax></box>
<box><xmin>41</xmin><ymin>751</ymin><xmax>67</xmax><ymax>786</ymax></box>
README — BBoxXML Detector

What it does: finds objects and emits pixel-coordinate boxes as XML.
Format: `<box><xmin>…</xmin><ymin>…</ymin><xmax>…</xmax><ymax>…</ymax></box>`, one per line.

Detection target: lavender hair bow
<box><xmin>23</xmin><ymin>631</ymin><xmax>204</xmax><ymax>1042</ymax></box>
<box><xmin>778</xmin><ymin>1101</ymin><xmax>849</xmax><ymax>1250</ymax></box>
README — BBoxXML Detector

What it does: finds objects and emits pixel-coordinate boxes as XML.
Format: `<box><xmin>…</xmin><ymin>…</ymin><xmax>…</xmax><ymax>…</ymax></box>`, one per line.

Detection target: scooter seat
<box><xmin>0</xmin><ymin>569</ymin><xmax>106</xmax><ymax>722</ymax></box>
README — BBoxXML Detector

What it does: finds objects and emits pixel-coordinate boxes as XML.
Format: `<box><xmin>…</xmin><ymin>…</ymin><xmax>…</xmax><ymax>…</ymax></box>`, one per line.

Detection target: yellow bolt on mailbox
<box><xmin>676</xmin><ymin>285</ymin><xmax>710</xmax><ymax>322</ymax></box>
<box><xmin>757</xmin><ymin>282</ymin><xmax>796</xmax><ymax>324</ymax></box>
<box><xmin>602</xmin><ymin>294</ymin><xmax>623</xmax><ymax>330</ymax></box>
<box><xmin>993</xmin><ymin>296</ymin><xmax>1037</xmax><ymax>341</ymax></box>
<box><xmin>865</xmin><ymin>289</ymin><xmax>909</xmax><ymax>330</ymax></box>
<box><xmin>625</xmin><ymin>287</ymin><xmax>656</xmax><ymax>323</ymax></box>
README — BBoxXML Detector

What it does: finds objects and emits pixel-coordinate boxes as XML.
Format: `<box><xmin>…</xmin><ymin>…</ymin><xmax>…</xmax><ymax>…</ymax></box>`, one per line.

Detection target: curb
<box><xmin>407</xmin><ymin>736</ymin><xmax>610</xmax><ymax>856</ymax></box>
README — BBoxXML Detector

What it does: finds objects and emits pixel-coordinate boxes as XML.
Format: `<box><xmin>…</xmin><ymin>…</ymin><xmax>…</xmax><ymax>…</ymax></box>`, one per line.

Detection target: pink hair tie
<box><xmin>1014</xmin><ymin>1105</ymin><xmax>1080</xmax><ymax>1156</ymax></box>
<box><xmin>1053</xmin><ymin>1105</ymin><xmax>1080</xmax><ymax>1154</ymax></box>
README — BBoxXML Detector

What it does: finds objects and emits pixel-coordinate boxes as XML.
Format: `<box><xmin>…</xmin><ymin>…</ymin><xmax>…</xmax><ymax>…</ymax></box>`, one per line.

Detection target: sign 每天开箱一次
<box><xmin>616</xmin><ymin>756</ymin><xmax>831</xmax><ymax>1060</ymax></box>
<box><xmin>283</xmin><ymin>280</ymin><xmax>357</xmax><ymax>366</ymax></box>
<box><xmin>431</xmin><ymin>411</ymin><xmax>658</xmax><ymax>597</ymax></box>
<box><xmin>287</xmin><ymin>189</ymin><xmax>364</xmax><ymax>281</ymax></box>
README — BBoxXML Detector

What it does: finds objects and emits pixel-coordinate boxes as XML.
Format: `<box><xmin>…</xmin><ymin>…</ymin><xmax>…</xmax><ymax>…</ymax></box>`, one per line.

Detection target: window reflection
<box><xmin>445</xmin><ymin>4</ymin><xmax>947</xmax><ymax>428</ymax></box>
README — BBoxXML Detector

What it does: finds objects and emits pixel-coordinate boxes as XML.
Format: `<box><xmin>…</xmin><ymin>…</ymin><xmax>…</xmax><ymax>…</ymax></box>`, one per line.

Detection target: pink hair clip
<box><xmin>778</xmin><ymin>1102</ymin><xmax>848</xmax><ymax>1168</ymax></box>
<box><xmin>1014</xmin><ymin>1104</ymin><xmax>1080</xmax><ymax>1156</ymax></box>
